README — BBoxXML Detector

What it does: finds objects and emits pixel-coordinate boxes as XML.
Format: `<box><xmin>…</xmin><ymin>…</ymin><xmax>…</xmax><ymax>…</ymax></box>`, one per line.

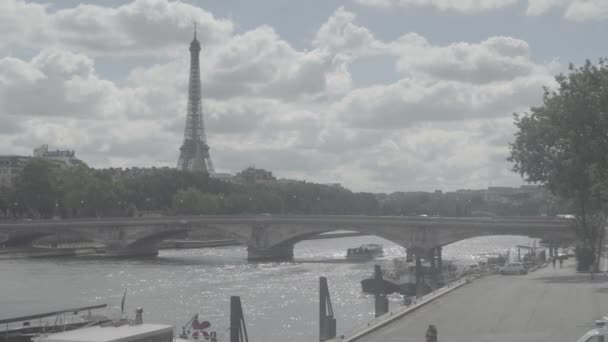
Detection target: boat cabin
<box><xmin>33</xmin><ymin>323</ymin><xmax>174</xmax><ymax>342</ymax></box>
<box><xmin>346</xmin><ymin>244</ymin><xmax>383</xmax><ymax>260</ymax></box>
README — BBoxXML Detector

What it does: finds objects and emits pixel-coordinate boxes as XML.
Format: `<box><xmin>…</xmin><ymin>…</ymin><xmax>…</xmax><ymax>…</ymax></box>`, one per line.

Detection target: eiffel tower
<box><xmin>177</xmin><ymin>28</ymin><xmax>215</xmax><ymax>174</ymax></box>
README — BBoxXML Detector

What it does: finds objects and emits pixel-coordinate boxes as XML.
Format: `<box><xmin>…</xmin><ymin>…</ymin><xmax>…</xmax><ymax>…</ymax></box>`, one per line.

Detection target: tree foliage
<box><xmin>0</xmin><ymin>163</ymin><xmax>562</xmax><ymax>220</ymax></box>
<box><xmin>509</xmin><ymin>59</ymin><xmax>608</xmax><ymax>270</ymax></box>
<box><xmin>172</xmin><ymin>188</ymin><xmax>220</xmax><ymax>215</ymax></box>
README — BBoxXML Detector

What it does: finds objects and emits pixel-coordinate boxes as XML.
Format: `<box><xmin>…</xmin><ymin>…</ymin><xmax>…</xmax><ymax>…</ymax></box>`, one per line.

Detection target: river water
<box><xmin>0</xmin><ymin>235</ymin><xmax>538</xmax><ymax>342</ymax></box>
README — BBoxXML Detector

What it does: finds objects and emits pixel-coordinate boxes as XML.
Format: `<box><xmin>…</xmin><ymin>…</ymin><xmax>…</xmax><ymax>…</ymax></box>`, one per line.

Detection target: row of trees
<box><xmin>0</xmin><ymin>162</ymin><xmax>381</xmax><ymax>218</ymax></box>
<box><xmin>0</xmin><ymin>160</ymin><xmax>564</xmax><ymax>220</ymax></box>
<box><xmin>509</xmin><ymin>59</ymin><xmax>608</xmax><ymax>271</ymax></box>
<box><xmin>377</xmin><ymin>191</ymin><xmax>572</xmax><ymax>217</ymax></box>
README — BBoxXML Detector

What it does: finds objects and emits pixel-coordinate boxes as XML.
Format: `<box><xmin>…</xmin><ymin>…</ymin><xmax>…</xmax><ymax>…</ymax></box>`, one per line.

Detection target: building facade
<box><xmin>0</xmin><ymin>145</ymin><xmax>83</xmax><ymax>188</ymax></box>
<box><xmin>234</xmin><ymin>167</ymin><xmax>276</xmax><ymax>184</ymax></box>
<box><xmin>0</xmin><ymin>156</ymin><xmax>30</xmax><ymax>188</ymax></box>
<box><xmin>33</xmin><ymin>145</ymin><xmax>83</xmax><ymax>168</ymax></box>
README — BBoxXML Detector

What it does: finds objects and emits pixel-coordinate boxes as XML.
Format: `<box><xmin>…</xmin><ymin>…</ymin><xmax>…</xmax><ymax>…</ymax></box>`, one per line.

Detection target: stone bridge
<box><xmin>0</xmin><ymin>215</ymin><xmax>574</xmax><ymax>260</ymax></box>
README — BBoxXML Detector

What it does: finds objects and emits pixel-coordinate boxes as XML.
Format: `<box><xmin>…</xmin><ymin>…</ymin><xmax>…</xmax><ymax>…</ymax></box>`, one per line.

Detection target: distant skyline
<box><xmin>1</xmin><ymin>0</ymin><xmax>608</xmax><ymax>192</ymax></box>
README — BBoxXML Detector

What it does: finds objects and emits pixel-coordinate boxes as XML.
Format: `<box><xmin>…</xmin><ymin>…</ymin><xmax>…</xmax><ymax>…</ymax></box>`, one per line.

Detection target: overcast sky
<box><xmin>1</xmin><ymin>0</ymin><xmax>607</xmax><ymax>192</ymax></box>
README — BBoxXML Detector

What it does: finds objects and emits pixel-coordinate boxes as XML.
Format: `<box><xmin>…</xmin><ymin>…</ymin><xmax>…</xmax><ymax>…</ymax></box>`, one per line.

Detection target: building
<box><xmin>33</xmin><ymin>145</ymin><xmax>83</xmax><ymax>168</ymax></box>
<box><xmin>234</xmin><ymin>167</ymin><xmax>276</xmax><ymax>184</ymax></box>
<box><xmin>0</xmin><ymin>145</ymin><xmax>83</xmax><ymax>188</ymax></box>
<box><xmin>212</xmin><ymin>172</ymin><xmax>234</xmax><ymax>182</ymax></box>
<box><xmin>0</xmin><ymin>155</ymin><xmax>30</xmax><ymax>188</ymax></box>
<box><xmin>277</xmin><ymin>178</ymin><xmax>306</xmax><ymax>185</ymax></box>
<box><xmin>484</xmin><ymin>185</ymin><xmax>541</xmax><ymax>203</ymax></box>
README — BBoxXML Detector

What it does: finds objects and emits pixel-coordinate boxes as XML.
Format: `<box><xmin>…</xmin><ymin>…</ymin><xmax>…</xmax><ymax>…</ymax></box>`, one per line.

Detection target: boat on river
<box><xmin>0</xmin><ymin>304</ymin><xmax>110</xmax><ymax>342</ymax></box>
<box><xmin>346</xmin><ymin>244</ymin><xmax>383</xmax><ymax>261</ymax></box>
<box><xmin>31</xmin><ymin>308</ymin><xmax>212</xmax><ymax>342</ymax></box>
<box><xmin>361</xmin><ymin>257</ymin><xmax>458</xmax><ymax>295</ymax></box>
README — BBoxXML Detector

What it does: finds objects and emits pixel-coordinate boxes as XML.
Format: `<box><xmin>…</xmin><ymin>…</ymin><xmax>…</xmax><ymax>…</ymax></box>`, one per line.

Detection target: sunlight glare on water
<box><xmin>0</xmin><ymin>235</ymin><xmax>538</xmax><ymax>342</ymax></box>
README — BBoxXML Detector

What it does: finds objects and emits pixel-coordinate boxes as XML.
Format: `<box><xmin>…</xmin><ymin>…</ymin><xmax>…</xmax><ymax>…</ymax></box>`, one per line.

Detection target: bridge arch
<box><xmin>0</xmin><ymin>228</ymin><xmax>104</xmax><ymax>249</ymax></box>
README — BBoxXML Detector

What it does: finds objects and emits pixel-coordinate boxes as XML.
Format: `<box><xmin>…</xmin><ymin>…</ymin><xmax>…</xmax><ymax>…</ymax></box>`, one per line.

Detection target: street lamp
<box><xmin>80</xmin><ymin>200</ymin><xmax>85</xmax><ymax>218</ymax></box>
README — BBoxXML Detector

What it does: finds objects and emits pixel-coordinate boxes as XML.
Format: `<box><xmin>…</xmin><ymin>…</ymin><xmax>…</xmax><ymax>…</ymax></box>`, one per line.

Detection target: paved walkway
<box><xmin>356</xmin><ymin>260</ymin><xmax>608</xmax><ymax>342</ymax></box>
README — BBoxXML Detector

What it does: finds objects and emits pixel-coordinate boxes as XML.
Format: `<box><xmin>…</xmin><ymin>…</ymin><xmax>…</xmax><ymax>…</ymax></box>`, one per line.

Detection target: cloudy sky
<box><xmin>1</xmin><ymin>0</ymin><xmax>607</xmax><ymax>192</ymax></box>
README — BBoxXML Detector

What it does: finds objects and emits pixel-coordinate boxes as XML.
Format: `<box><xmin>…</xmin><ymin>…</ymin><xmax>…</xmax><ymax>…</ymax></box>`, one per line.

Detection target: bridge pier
<box><xmin>247</xmin><ymin>244</ymin><xmax>294</xmax><ymax>262</ymax></box>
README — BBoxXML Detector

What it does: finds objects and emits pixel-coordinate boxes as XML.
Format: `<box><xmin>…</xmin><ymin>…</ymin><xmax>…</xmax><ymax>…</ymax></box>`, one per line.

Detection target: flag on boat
<box><xmin>192</xmin><ymin>315</ymin><xmax>211</xmax><ymax>330</ymax></box>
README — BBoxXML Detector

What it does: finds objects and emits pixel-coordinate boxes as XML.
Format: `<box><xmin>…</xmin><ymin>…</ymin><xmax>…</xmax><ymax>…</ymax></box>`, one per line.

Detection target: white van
<box><xmin>577</xmin><ymin>320</ymin><xmax>608</xmax><ymax>342</ymax></box>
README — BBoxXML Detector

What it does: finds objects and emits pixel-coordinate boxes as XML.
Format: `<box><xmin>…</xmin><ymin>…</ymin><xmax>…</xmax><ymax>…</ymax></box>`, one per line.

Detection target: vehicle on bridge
<box><xmin>346</xmin><ymin>244</ymin><xmax>383</xmax><ymax>261</ymax></box>
<box><xmin>499</xmin><ymin>262</ymin><xmax>527</xmax><ymax>275</ymax></box>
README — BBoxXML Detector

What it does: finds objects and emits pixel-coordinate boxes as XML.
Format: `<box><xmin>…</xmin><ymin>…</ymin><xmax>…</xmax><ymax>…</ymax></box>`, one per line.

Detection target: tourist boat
<box><xmin>0</xmin><ymin>304</ymin><xmax>110</xmax><ymax>342</ymax></box>
<box><xmin>361</xmin><ymin>257</ymin><xmax>458</xmax><ymax>295</ymax></box>
<box><xmin>346</xmin><ymin>244</ymin><xmax>383</xmax><ymax>260</ymax></box>
<box><xmin>31</xmin><ymin>308</ymin><xmax>213</xmax><ymax>342</ymax></box>
<box><xmin>471</xmin><ymin>252</ymin><xmax>507</xmax><ymax>273</ymax></box>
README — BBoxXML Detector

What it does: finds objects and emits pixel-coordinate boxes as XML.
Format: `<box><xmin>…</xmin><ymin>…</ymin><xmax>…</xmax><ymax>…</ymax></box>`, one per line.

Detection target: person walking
<box><xmin>559</xmin><ymin>257</ymin><xmax>563</xmax><ymax>268</ymax></box>
<box><xmin>425</xmin><ymin>325</ymin><xmax>437</xmax><ymax>342</ymax></box>
<box><xmin>552</xmin><ymin>257</ymin><xmax>556</xmax><ymax>268</ymax></box>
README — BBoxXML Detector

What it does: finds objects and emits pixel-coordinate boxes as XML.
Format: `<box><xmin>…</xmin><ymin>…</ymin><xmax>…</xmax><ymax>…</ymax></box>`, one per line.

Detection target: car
<box><xmin>499</xmin><ymin>262</ymin><xmax>527</xmax><ymax>275</ymax></box>
<box><xmin>577</xmin><ymin>319</ymin><xmax>608</xmax><ymax>342</ymax></box>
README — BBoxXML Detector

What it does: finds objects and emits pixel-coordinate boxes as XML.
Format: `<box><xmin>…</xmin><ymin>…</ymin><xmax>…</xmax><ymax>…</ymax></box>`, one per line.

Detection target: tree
<box><xmin>172</xmin><ymin>188</ymin><xmax>220</xmax><ymax>215</ymax></box>
<box><xmin>509</xmin><ymin>59</ymin><xmax>608</xmax><ymax>270</ymax></box>
<box><xmin>0</xmin><ymin>187</ymin><xmax>9</xmax><ymax>218</ymax></box>
<box><xmin>14</xmin><ymin>158</ymin><xmax>59</xmax><ymax>218</ymax></box>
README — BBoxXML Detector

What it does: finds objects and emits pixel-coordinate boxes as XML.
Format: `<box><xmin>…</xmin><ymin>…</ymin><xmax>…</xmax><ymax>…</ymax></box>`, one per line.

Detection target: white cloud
<box><xmin>0</xmin><ymin>2</ymin><xmax>562</xmax><ymax>192</ymax></box>
<box><xmin>355</xmin><ymin>0</ymin><xmax>519</xmax><ymax>13</ymax></box>
<box><xmin>390</xmin><ymin>35</ymin><xmax>545</xmax><ymax>84</ymax></box>
<box><xmin>563</xmin><ymin>0</ymin><xmax>608</xmax><ymax>21</ymax></box>
<box><xmin>0</xmin><ymin>0</ymin><xmax>233</xmax><ymax>55</ymax></box>
<box><xmin>336</xmin><ymin>35</ymin><xmax>557</xmax><ymax>129</ymax></box>
<box><xmin>0</xmin><ymin>0</ymin><xmax>49</xmax><ymax>50</ymax></box>
<box><xmin>335</xmin><ymin>75</ymin><xmax>552</xmax><ymax>129</ymax></box>
<box><xmin>313</xmin><ymin>7</ymin><xmax>383</xmax><ymax>57</ymax></box>
<box><xmin>356</xmin><ymin>0</ymin><xmax>608</xmax><ymax>21</ymax></box>
<box><xmin>525</xmin><ymin>0</ymin><xmax>564</xmax><ymax>15</ymax></box>
<box><xmin>0</xmin><ymin>49</ymin><xmax>120</xmax><ymax>119</ymax></box>
<box><xmin>526</xmin><ymin>0</ymin><xmax>608</xmax><ymax>21</ymax></box>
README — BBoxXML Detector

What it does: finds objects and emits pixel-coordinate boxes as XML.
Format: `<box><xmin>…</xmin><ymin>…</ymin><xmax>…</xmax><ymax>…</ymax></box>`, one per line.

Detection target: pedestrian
<box><xmin>559</xmin><ymin>257</ymin><xmax>563</xmax><ymax>268</ymax></box>
<box><xmin>552</xmin><ymin>257</ymin><xmax>556</xmax><ymax>268</ymax></box>
<box><xmin>425</xmin><ymin>325</ymin><xmax>437</xmax><ymax>342</ymax></box>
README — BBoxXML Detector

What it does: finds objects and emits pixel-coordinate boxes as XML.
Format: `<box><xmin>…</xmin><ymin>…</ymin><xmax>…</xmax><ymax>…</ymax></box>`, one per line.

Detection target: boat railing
<box><xmin>1</xmin><ymin>304</ymin><xmax>107</xmax><ymax>337</ymax></box>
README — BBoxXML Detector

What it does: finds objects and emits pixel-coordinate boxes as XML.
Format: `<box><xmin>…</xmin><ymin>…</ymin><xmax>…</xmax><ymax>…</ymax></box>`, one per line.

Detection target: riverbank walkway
<box><xmin>354</xmin><ymin>260</ymin><xmax>608</xmax><ymax>342</ymax></box>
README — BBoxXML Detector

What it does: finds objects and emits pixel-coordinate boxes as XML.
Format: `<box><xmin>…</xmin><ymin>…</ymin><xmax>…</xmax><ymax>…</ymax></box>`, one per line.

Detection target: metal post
<box><xmin>319</xmin><ymin>277</ymin><xmax>336</xmax><ymax>342</ymax></box>
<box><xmin>415</xmin><ymin>254</ymin><xmax>424</xmax><ymax>296</ymax></box>
<box><xmin>437</xmin><ymin>247</ymin><xmax>443</xmax><ymax>273</ymax></box>
<box><xmin>517</xmin><ymin>248</ymin><xmax>521</xmax><ymax>261</ymax></box>
<box><xmin>230</xmin><ymin>296</ymin><xmax>248</xmax><ymax>342</ymax></box>
<box><xmin>406</xmin><ymin>248</ymin><xmax>413</xmax><ymax>262</ymax></box>
<box><xmin>374</xmin><ymin>265</ymin><xmax>389</xmax><ymax>317</ymax></box>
